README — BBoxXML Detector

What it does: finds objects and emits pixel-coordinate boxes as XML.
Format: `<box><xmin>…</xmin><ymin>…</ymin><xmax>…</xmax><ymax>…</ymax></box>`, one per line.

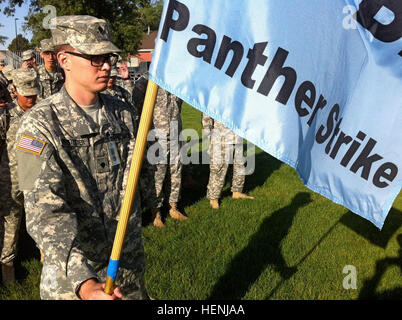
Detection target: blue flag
<box><xmin>149</xmin><ymin>0</ymin><xmax>402</xmax><ymax>229</ymax></box>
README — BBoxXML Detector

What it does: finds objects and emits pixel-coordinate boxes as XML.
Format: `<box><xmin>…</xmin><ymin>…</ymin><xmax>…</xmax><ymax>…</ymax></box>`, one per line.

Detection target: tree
<box><xmin>0</xmin><ymin>23</ymin><xmax>8</xmax><ymax>46</ymax></box>
<box><xmin>7</xmin><ymin>34</ymin><xmax>33</xmax><ymax>51</ymax></box>
<box><xmin>139</xmin><ymin>0</ymin><xmax>163</xmax><ymax>31</ymax></box>
<box><xmin>1</xmin><ymin>0</ymin><xmax>162</xmax><ymax>54</ymax></box>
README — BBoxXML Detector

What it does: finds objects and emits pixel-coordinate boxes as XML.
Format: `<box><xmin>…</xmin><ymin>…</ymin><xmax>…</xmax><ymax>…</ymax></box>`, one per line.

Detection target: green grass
<box><xmin>1</xmin><ymin>102</ymin><xmax>401</xmax><ymax>300</ymax></box>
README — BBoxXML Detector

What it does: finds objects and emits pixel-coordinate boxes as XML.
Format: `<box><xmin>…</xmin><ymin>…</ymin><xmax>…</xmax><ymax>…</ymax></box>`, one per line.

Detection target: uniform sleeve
<box><xmin>202</xmin><ymin>113</ymin><xmax>214</xmax><ymax>131</ymax></box>
<box><xmin>15</xmin><ymin>118</ymin><xmax>99</xmax><ymax>296</ymax></box>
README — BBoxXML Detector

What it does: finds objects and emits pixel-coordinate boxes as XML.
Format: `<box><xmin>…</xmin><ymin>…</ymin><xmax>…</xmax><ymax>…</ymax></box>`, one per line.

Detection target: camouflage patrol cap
<box><xmin>40</xmin><ymin>38</ymin><xmax>55</xmax><ymax>52</ymax></box>
<box><xmin>51</xmin><ymin>15</ymin><xmax>121</xmax><ymax>55</ymax></box>
<box><xmin>2</xmin><ymin>65</ymin><xmax>14</xmax><ymax>80</ymax></box>
<box><xmin>13</xmin><ymin>69</ymin><xmax>40</xmax><ymax>96</ymax></box>
<box><xmin>22</xmin><ymin>50</ymin><xmax>35</xmax><ymax>61</ymax></box>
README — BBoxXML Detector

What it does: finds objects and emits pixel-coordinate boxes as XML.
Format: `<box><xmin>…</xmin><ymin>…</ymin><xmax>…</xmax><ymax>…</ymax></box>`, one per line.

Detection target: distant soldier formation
<box><xmin>0</xmin><ymin>15</ymin><xmax>254</xmax><ymax>299</ymax></box>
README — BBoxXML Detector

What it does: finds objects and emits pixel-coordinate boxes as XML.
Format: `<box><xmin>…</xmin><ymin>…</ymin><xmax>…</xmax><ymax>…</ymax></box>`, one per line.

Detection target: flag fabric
<box><xmin>148</xmin><ymin>0</ymin><xmax>402</xmax><ymax>229</ymax></box>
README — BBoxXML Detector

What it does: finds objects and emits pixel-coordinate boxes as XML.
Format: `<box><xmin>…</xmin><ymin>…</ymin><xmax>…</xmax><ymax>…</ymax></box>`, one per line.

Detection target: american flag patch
<box><xmin>17</xmin><ymin>134</ymin><xmax>46</xmax><ymax>155</ymax></box>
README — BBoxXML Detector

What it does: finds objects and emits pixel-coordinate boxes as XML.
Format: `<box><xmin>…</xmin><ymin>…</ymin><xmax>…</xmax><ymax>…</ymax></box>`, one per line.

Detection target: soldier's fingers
<box><xmin>112</xmin><ymin>286</ymin><xmax>123</xmax><ymax>299</ymax></box>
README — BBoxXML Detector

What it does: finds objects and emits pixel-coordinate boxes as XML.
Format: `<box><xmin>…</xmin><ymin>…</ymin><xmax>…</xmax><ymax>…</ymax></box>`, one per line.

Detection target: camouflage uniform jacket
<box><xmin>0</xmin><ymin>71</ymin><xmax>8</xmax><ymax>86</ymax></box>
<box><xmin>0</xmin><ymin>80</ymin><xmax>11</xmax><ymax>104</ymax></box>
<box><xmin>7</xmin><ymin>83</ymin><xmax>17</xmax><ymax>100</ymax></box>
<box><xmin>116</xmin><ymin>77</ymin><xmax>134</xmax><ymax>95</ymax></box>
<box><xmin>15</xmin><ymin>86</ymin><xmax>143</xmax><ymax>297</ymax></box>
<box><xmin>0</xmin><ymin>103</ymin><xmax>11</xmax><ymax>151</ymax></box>
<box><xmin>153</xmin><ymin>88</ymin><xmax>183</xmax><ymax>136</ymax></box>
<box><xmin>0</xmin><ymin>101</ymin><xmax>25</xmax><ymax>193</ymax></box>
<box><xmin>37</xmin><ymin>65</ymin><xmax>64</xmax><ymax>99</ymax></box>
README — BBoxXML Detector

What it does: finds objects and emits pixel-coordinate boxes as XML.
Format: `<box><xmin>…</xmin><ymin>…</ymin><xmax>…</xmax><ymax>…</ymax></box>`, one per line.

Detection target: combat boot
<box><xmin>1</xmin><ymin>261</ymin><xmax>15</xmax><ymax>286</ymax></box>
<box><xmin>169</xmin><ymin>203</ymin><xmax>188</xmax><ymax>220</ymax></box>
<box><xmin>210</xmin><ymin>199</ymin><xmax>219</xmax><ymax>209</ymax></box>
<box><xmin>151</xmin><ymin>208</ymin><xmax>165</xmax><ymax>228</ymax></box>
<box><xmin>232</xmin><ymin>192</ymin><xmax>255</xmax><ymax>200</ymax></box>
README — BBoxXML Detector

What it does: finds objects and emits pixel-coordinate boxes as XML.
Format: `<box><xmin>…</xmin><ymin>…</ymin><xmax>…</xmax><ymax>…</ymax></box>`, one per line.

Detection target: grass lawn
<box><xmin>1</xmin><ymin>102</ymin><xmax>401</xmax><ymax>300</ymax></box>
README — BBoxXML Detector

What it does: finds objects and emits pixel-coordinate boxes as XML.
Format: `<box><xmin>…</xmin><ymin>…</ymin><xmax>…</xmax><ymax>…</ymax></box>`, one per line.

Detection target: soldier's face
<box><xmin>61</xmin><ymin>49</ymin><xmax>111</xmax><ymax>93</ymax></box>
<box><xmin>24</xmin><ymin>58</ymin><xmax>35</xmax><ymax>69</ymax></box>
<box><xmin>41</xmin><ymin>51</ymin><xmax>57</xmax><ymax>69</ymax></box>
<box><xmin>16</xmin><ymin>91</ymin><xmax>37</xmax><ymax>111</ymax></box>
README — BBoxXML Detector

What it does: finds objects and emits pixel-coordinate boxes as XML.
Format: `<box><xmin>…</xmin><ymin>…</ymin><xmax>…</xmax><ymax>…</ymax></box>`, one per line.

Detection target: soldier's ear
<box><xmin>57</xmin><ymin>51</ymin><xmax>70</xmax><ymax>71</ymax></box>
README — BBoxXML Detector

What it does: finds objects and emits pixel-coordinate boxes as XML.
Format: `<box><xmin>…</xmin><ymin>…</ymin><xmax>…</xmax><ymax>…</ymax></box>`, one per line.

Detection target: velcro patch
<box><xmin>17</xmin><ymin>134</ymin><xmax>47</xmax><ymax>155</ymax></box>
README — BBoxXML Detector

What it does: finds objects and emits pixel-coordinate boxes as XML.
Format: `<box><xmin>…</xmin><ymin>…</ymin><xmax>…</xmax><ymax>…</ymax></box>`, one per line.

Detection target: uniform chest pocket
<box><xmin>96</xmin><ymin>155</ymin><xmax>110</xmax><ymax>173</ymax></box>
<box><xmin>61</xmin><ymin>138</ymin><xmax>92</xmax><ymax>168</ymax></box>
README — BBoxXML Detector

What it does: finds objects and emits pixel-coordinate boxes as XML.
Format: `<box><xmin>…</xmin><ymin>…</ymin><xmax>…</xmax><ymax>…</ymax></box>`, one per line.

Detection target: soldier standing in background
<box><xmin>2</xmin><ymin>65</ymin><xmax>17</xmax><ymax>101</ymax></box>
<box><xmin>0</xmin><ymin>59</ymin><xmax>8</xmax><ymax>86</ymax></box>
<box><xmin>37</xmin><ymin>39</ymin><xmax>64</xmax><ymax>100</ymax></box>
<box><xmin>15</xmin><ymin>15</ymin><xmax>148</xmax><ymax>300</ymax></box>
<box><xmin>0</xmin><ymin>60</ymin><xmax>12</xmax><ymax>146</ymax></box>
<box><xmin>0</xmin><ymin>69</ymin><xmax>39</xmax><ymax>285</ymax></box>
<box><xmin>141</xmin><ymin>88</ymin><xmax>188</xmax><ymax>227</ymax></box>
<box><xmin>104</xmin><ymin>68</ymin><xmax>136</xmax><ymax>115</ymax></box>
<box><xmin>116</xmin><ymin>63</ymin><xmax>134</xmax><ymax>95</ymax></box>
<box><xmin>202</xmin><ymin>113</ymin><xmax>254</xmax><ymax>209</ymax></box>
<box><xmin>20</xmin><ymin>50</ymin><xmax>38</xmax><ymax>70</ymax></box>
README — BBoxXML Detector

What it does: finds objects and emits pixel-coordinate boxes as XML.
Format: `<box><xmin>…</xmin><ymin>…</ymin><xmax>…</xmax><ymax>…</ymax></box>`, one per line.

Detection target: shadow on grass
<box><xmin>340</xmin><ymin>207</ymin><xmax>402</xmax><ymax>249</ymax></box>
<box><xmin>358</xmin><ymin>233</ymin><xmax>402</xmax><ymax>299</ymax></box>
<box><xmin>341</xmin><ymin>207</ymin><xmax>402</xmax><ymax>299</ymax></box>
<box><xmin>208</xmin><ymin>192</ymin><xmax>312</xmax><ymax>300</ymax></box>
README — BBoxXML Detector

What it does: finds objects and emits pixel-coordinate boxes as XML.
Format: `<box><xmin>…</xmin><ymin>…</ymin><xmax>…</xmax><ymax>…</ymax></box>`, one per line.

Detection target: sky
<box><xmin>0</xmin><ymin>2</ymin><xmax>32</xmax><ymax>50</ymax></box>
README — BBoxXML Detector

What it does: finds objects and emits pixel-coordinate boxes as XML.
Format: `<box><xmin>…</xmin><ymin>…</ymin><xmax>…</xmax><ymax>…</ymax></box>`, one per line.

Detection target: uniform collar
<box><xmin>58</xmin><ymin>86</ymin><xmax>122</xmax><ymax>138</ymax></box>
<box><xmin>9</xmin><ymin>100</ymin><xmax>26</xmax><ymax>118</ymax></box>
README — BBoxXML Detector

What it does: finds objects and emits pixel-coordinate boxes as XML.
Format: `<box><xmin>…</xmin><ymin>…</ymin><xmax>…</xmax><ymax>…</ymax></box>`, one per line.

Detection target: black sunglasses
<box><xmin>64</xmin><ymin>51</ymin><xmax>118</xmax><ymax>67</ymax></box>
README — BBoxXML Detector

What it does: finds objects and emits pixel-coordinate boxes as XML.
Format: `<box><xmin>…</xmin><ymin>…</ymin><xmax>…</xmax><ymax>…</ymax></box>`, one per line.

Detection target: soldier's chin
<box><xmin>96</xmin><ymin>82</ymin><xmax>108</xmax><ymax>92</ymax></box>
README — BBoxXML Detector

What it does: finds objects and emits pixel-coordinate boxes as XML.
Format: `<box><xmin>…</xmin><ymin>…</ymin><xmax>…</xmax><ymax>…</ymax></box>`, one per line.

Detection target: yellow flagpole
<box><xmin>104</xmin><ymin>80</ymin><xmax>159</xmax><ymax>295</ymax></box>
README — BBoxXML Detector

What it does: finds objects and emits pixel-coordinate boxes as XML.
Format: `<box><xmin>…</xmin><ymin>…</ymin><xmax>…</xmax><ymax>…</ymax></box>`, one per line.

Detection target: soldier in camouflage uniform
<box><xmin>0</xmin><ymin>59</ymin><xmax>11</xmax><ymax>108</ymax></box>
<box><xmin>21</xmin><ymin>50</ymin><xmax>38</xmax><ymax>70</ymax></box>
<box><xmin>2</xmin><ymin>65</ymin><xmax>17</xmax><ymax>101</ymax></box>
<box><xmin>37</xmin><ymin>39</ymin><xmax>64</xmax><ymax>100</ymax></box>
<box><xmin>0</xmin><ymin>61</ymin><xmax>12</xmax><ymax>150</ymax></box>
<box><xmin>116</xmin><ymin>63</ymin><xmax>134</xmax><ymax>94</ymax></box>
<box><xmin>104</xmin><ymin>68</ymin><xmax>136</xmax><ymax>116</ymax></box>
<box><xmin>0</xmin><ymin>69</ymin><xmax>39</xmax><ymax>285</ymax></box>
<box><xmin>15</xmin><ymin>15</ymin><xmax>148</xmax><ymax>300</ymax></box>
<box><xmin>0</xmin><ymin>59</ymin><xmax>8</xmax><ymax>85</ymax></box>
<box><xmin>141</xmin><ymin>87</ymin><xmax>188</xmax><ymax>227</ymax></box>
<box><xmin>202</xmin><ymin>113</ymin><xmax>254</xmax><ymax>209</ymax></box>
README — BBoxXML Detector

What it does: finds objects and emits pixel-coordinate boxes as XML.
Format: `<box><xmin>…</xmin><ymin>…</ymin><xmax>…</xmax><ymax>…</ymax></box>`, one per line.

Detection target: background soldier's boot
<box><xmin>210</xmin><ymin>199</ymin><xmax>219</xmax><ymax>209</ymax></box>
<box><xmin>232</xmin><ymin>192</ymin><xmax>255</xmax><ymax>200</ymax></box>
<box><xmin>169</xmin><ymin>203</ymin><xmax>188</xmax><ymax>220</ymax></box>
<box><xmin>151</xmin><ymin>208</ymin><xmax>165</xmax><ymax>228</ymax></box>
<box><xmin>1</xmin><ymin>261</ymin><xmax>15</xmax><ymax>286</ymax></box>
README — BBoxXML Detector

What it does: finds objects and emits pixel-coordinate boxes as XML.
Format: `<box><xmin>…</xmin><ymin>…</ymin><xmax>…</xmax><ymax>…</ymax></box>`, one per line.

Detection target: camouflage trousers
<box><xmin>207</xmin><ymin>141</ymin><xmax>245</xmax><ymax>200</ymax></box>
<box><xmin>0</xmin><ymin>147</ymin><xmax>24</xmax><ymax>264</ymax></box>
<box><xmin>140</xmin><ymin>140</ymin><xmax>183</xmax><ymax>209</ymax></box>
<box><xmin>0</xmin><ymin>190</ymin><xmax>24</xmax><ymax>264</ymax></box>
